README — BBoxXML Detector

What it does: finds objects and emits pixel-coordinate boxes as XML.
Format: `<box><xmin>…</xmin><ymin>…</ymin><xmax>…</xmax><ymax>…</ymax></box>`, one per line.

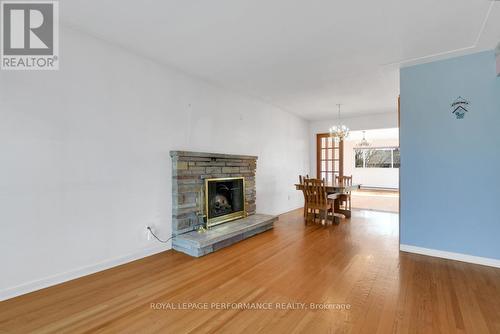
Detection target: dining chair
<box><xmin>335</xmin><ymin>175</ymin><xmax>353</xmax><ymax>211</ymax></box>
<box><xmin>298</xmin><ymin>174</ymin><xmax>309</xmax><ymax>185</ymax></box>
<box><xmin>299</xmin><ymin>174</ymin><xmax>310</xmax><ymax>217</ymax></box>
<box><xmin>303</xmin><ymin>178</ymin><xmax>339</xmax><ymax>225</ymax></box>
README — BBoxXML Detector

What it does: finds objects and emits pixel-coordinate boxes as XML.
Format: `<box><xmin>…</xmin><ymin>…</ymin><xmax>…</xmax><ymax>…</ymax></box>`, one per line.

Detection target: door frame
<box><xmin>316</xmin><ymin>133</ymin><xmax>344</xmax><ymax>179</ymax></box>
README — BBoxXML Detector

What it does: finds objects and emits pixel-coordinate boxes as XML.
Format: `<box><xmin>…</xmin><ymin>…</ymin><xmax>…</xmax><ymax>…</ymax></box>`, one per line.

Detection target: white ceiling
<box><xmin>61</xmin><ymin>0</ymin><xmax>500</xmax><ymax>120</ymax></box>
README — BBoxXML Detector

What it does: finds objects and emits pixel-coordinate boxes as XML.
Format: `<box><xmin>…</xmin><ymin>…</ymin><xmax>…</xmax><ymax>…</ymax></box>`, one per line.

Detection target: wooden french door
<box><xmin>316</xmin><ymin>133</ymin><xmax>344</xmax><ymax>182</ymax></box>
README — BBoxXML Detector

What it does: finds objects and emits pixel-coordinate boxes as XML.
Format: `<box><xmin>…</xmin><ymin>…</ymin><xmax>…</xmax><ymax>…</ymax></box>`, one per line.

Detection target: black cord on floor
<box><xmin>147</xmin><ymin>227</ymin><xmax>174</xmax><ymax>244</ymax></box>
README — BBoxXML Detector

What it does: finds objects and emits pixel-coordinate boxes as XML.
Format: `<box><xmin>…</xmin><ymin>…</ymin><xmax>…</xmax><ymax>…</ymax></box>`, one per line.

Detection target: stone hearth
<box><xmin>172</xmin><ymin>214</ymin><xmax>277</xmax><ymax>257</ymax></box>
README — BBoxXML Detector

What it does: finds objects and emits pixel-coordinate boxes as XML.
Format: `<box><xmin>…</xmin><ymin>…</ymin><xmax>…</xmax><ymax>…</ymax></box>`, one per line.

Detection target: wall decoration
<box><xmin>451</xmin><ymin>96</ymin><xmax>469</xmax><ymax>119</ymax></box>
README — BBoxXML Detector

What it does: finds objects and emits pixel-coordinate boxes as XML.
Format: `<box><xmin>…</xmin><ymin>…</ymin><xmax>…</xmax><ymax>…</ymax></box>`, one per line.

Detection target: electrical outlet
<box><xmin>146</xmin><ymin>226</ymin><xmax>152</xmax><ymax>240</ymax></box>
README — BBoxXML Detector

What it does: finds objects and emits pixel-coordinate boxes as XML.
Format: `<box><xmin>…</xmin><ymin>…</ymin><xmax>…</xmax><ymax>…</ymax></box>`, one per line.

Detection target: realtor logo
<box><xmin>1</xmin><ymin>1</ymin><xmax>59</xmax><ymax>70</ymax></box>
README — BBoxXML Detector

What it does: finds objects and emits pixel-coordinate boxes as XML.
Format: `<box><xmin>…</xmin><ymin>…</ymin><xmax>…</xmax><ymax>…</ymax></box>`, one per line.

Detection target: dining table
<box><xmin>294</xmin><ymin>182</ymin><xmax>360</xmax><ymax>218</ymax></box>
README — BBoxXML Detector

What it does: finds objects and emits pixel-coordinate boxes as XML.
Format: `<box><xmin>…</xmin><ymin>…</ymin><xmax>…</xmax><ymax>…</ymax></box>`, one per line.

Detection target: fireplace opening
<box><xmin>205</xmin><ymin>177</ymin><xmax>245</xmax><ymax>228</ymax></box>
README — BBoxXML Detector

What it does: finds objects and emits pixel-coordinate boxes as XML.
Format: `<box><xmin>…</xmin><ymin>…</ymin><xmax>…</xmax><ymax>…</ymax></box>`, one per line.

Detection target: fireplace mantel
<box><xmin>170</xmin><ymin>151</ymin><xmax>257</xmax><ymax>161</ymax></box>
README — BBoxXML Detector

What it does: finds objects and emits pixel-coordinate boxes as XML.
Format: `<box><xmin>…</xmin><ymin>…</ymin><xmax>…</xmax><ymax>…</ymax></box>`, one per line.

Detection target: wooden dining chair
<box><xmin>298</xmin><ymin>174</ymin><xmax>310</xmax><ymax>185</ymax></box>
<box><xmin>299</xmin><ymin>175</ymin><xmax>310</xmax><ymax>217</ymax></box>
<box><xmin>303</xmin><ymin>178</ymin><xmax>339</xmax><ymax>225</ymax></box>
<box><xmin>335</xmin><ymin>175</ymin><xmax>353</xmax><ymax>211</ymax></box>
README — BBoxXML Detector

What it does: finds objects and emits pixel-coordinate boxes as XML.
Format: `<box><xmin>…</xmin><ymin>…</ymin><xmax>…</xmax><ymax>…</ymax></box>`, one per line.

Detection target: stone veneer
<box><xmin>170</xmin><ymin>151</ymin><xmax>257</xmax><ymax>234</ymax></box>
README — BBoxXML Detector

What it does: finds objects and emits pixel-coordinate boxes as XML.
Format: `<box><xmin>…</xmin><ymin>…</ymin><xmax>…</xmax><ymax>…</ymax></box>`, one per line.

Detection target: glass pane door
<box><xmin>316</xmin><ymin>133</ymin><xmax>343</xmax><ymax>182</ymax></box>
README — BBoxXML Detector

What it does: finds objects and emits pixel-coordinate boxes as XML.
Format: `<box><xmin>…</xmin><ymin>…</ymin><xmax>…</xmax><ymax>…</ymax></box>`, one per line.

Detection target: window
<box><xmin>355</xmin><ymin>147</ymin><xmax>400</xmax><ymax>168</ymax></box>
<box><xmin>355</xmin><ymin>149</ymin><xmax>364</xmax><ymax>168</ymax></box>
<box><xmin>316</xmin><ymin>133</ymin><xmax>343</xmax><ymax>182</ymax></box>
<box><xmin>393</xmin><ymin>148</ymin><xmax>400</xmax><ymax>168</ymax></box>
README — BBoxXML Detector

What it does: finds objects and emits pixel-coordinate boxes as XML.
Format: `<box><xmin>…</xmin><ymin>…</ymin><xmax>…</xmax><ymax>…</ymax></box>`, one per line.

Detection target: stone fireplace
<box><xmin>170</xmin><ymin>151</ymin><xmax>257</xmax><ymax>234</ymax></box>
<box><xmin>170</xmin><ymin>151</ymin><xmax>277</xmax><ymax>257</ymax></box>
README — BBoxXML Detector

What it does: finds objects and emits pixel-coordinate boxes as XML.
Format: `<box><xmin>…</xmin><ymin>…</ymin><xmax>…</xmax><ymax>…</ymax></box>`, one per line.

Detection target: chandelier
<box><xmin>329</xmin><ymin>104</ymin><xmax>349</xmax><ymax>141</ymax></box>
<box><xmin>357</xmin><ymin>131</ymin><xmax>371</xmax><ymax>147</ymax></box>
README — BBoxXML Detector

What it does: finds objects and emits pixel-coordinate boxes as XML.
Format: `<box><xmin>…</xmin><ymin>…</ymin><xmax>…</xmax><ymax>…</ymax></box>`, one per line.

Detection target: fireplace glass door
<box><xmin>205</xmin><ymin>177</ymin><xmax>246</xmax><ymax>228</ymax></box>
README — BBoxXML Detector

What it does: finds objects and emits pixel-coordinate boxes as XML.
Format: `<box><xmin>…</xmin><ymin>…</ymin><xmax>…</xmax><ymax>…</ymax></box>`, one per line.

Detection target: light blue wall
<box><xmin>400</xmin><ymin>50</ymin><xmax>500</xmax><ymax>259</ymax></box>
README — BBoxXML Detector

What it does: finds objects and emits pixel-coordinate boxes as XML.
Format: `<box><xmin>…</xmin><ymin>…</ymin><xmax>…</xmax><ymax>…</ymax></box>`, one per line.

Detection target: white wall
<box><xmin>308</xmin><ymin>113</ymin><xmax>398</xmax><ymax>177</ymax></box>
<box><xmin>0</xmin><ymin>27</ymin><xmax>309</xmax><ymax>300</ymax></box>
<box><xmin>343</xmin><ymin>137</ymin><xmax>399</xmax><ymax>189</ymax></box>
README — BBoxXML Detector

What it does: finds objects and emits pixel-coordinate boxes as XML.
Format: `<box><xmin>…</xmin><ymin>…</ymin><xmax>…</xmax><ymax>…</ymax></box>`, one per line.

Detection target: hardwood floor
<box><xmin>1</xmin><ymin>209</ymin><xmax>500</xmax><ymax>333</ymax></box>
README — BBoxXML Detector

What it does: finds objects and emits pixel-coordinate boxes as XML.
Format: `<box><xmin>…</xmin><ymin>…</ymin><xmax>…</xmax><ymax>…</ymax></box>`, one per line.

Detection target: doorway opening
<box><xmin>316</xmin><ymin>128</ymin><xmax>399</xmax><ymax>213</ymax></box>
